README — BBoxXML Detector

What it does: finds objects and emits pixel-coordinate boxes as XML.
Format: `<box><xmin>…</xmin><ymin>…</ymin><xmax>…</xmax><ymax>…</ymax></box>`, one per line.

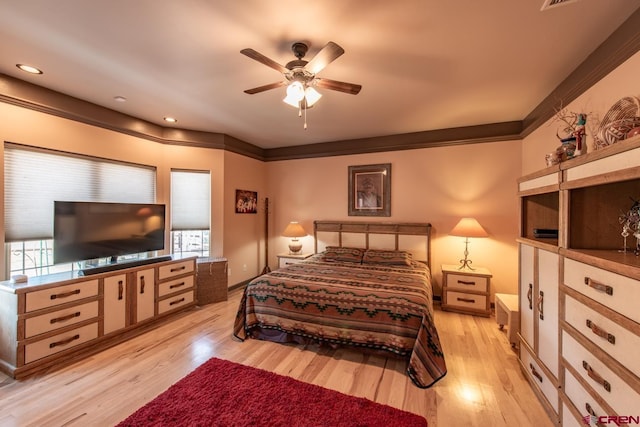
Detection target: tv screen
<box><xmin>54</xmin><ymin>201</ymin><xmax>166</xmax><ymax>264</ymax></box>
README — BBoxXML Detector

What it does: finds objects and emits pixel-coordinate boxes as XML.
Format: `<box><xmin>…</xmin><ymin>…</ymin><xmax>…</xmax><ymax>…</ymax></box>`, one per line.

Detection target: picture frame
<box><xmin>235</xmin><ymin>189</ymin><xmax>258</xmax><ymax>214</ymax></box>
<box><xmin>348</xmin><ymin>163</ymin><xmax>391</xmax><ymax>217</ymax></box>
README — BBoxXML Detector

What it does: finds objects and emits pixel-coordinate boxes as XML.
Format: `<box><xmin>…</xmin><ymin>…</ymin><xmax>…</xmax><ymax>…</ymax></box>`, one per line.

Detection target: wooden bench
<box><xmin>495</xmin><ymin>293</ymin><xmax>519</xmax><ymax>347</ymax></box>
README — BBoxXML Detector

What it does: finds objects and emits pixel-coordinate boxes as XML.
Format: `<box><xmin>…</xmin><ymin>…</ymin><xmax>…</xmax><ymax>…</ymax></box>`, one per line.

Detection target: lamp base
<box><xmin>288</xmin><ymin>242</ymin><xmax>302</xmax><ymax>254</ymax></box>
<box><xmin>458</xmin><ymin>237</ymin><xmax>476</xmax><ymax>270</ymax></box>
<box><xmin>458</xmin><ymin>258</ymin><xmax>475</xmax><ymax>270</ymax></box>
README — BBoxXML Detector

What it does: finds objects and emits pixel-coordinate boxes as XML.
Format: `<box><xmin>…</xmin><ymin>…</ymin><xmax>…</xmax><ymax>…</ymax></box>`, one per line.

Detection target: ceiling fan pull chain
<box><xmin>304</xmin><ymin>106</ymin><xmax>308</xmax><ymax>130</ymax></box>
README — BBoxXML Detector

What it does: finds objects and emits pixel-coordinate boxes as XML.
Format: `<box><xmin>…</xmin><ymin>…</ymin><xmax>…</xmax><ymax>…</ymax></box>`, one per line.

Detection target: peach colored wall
<box><xmin>0</xmin><ymin>102</ymin><xmax>225</xmax><ymax>278</ymax></box>
<box><xmin>522</xmin><ymin>51</ymin><xmax>640</xmax><ymax>175</ymax></box>
<box><xmin>266</xmin><ymin>140</ymin><xmax>522</xmax><ymax>299</ymax></box>
<box><xmin>223</xmin><ymin>151</ymin><xmax>267</xmax><ymax>284</ymax></box>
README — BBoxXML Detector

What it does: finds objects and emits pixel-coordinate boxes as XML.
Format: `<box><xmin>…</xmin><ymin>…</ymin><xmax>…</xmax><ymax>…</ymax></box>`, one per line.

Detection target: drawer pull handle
<box><xmin>585</xmin><ymin>403</ymin><xmax>605</xmax><ymax>427</ymax></box>
<box><xmin>582</xmin><ymin>361</ymin><xmax>611</xmax><ymax>392</ymax></box>
<box><xmin>50</xmin><ymin>311</ymin><xmax>81</xmax><ymax>324</ymax></box>
<box><xmin>169</xmin><ymin>297</ymin><xmax>186</xmax><ymax>306</ymax></box>
<box><xmin>538</xmin><ymin>290</ymin><xmax>544</xmax><ymax>321</ymax></box>
<box><xmin>529</xmin><ymin>363</ymin><xmax>543</xmax><ymax>383</ymax></box>
<box><xmin>118</xmin><ymin>280</ymin><xmax>124</xmax><ymax>300</ymax></box>
<box><xmin>170</xmin><ymin>265</ymin><xmax>186</xmax><ymax>273</ymax></box>
<box><xmin>457</xmin><ymin>297</ymin><xmax>475</xmax><ymax>304</ymax></box>
<box><xmin>586</xmin><ymin>319</ymin><xmax>615</xmax><ymax>344</ymax></box>
<box><xmin>50</xmin><ymin>289</ymin><xmax>81</xmax><ymax>300</ymax></box>
<box><xmin>49</xmin><ymin>334</ymin><xmax>80</xmax><ymax>349</ymax></box>
<box><xmin>584</xmin><ymin>277</ymin><xmax>613</xmax><ymax>295</ymax></box>
<box><xmin>140</xmin><ymin>276</ymin><xmax>146</xmax><ymax>294</ymax></box>
<box><xmin>169</xmin><ymin>282</ymin><xmax>186</xmax><ymax>290</ymax></box>
<box><xmin>457</xmin><ymin>280</ymin><xmax>476</xmax><ymax>286</ymax></box>
<box><xmin>527</xmin><ymin>283</ymin><xmax>533</xmax><ymax>310</ymax></box>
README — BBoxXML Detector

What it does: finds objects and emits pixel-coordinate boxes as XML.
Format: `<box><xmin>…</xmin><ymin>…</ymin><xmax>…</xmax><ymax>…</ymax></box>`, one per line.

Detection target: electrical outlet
<box><xmin>242</xmin><ymin>264</ymin><xmax>247</xmax><ymax>272</ymax></box>
<box><xmin>227</xmin><ymin>267</ymin><xmax>231</xmax><ymax>276</ymax></box>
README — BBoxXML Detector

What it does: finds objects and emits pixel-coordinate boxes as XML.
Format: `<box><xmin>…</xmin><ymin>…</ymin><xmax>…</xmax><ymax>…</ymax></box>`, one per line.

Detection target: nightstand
<box><xmin>441</xmin><ymin>264</ymin><xmax>492</xmax><ymax>317</ymax></box>
<box><xmin>277</xmin><ymin>253</ymin><xmax>313</xmax><ymax>268</ymax></box>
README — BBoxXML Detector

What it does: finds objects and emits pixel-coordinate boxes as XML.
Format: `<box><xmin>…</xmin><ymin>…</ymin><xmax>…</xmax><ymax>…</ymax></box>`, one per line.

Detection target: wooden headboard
<box><xmin>313</xmin><ymin>220</ymin><xmax>432</xmax><ymax>268</ymax></box>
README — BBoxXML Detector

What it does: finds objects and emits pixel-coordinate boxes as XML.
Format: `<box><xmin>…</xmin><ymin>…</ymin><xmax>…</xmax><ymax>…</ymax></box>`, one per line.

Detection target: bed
<box><xmin>233</xmin><ymin>220</ymin><xmax>447</xmax><ymax>388</ymax></box>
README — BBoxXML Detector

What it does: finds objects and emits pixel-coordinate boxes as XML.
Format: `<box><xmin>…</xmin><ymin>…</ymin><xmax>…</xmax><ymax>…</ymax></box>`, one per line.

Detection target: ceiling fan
<box><xmin>241</xmin><ymin>41</ymin><xmax>362</xmax><ymax>119</ymax></box>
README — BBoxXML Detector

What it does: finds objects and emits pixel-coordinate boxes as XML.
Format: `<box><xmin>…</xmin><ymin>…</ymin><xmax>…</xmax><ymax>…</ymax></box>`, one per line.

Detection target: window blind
<box><xmin>170</xmin><ymin>170</ymin><xmax>210</xmax><ymax>231</ymax></box>
<box><xmin>4</xmin><ymin>144</ymin><xmax>156</xmax><ymax>242</ymax></box>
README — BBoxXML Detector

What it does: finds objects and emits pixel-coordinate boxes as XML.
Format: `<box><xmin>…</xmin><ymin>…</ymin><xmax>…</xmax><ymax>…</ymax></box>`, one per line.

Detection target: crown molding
<box><xmin>1</xmin><ymin>8</ymin><xmax>638</xmax><ymax>162</ymax></box>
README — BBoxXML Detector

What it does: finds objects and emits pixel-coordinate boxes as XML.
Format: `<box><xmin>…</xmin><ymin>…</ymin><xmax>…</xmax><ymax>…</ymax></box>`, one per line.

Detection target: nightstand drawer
<box><xmin>445</xmin><ymin>291</ymin><xmax>487</xmax><ymax>311</ymax></box>
<box><xmin>445</xmin><ymin>273</ymin><xmax>488</xmax><ymax>292</ymax></box>
<box><xmin>277</xmin><ymin>253</ymin><xmax>312</xmax><ymax>268</ymax></box>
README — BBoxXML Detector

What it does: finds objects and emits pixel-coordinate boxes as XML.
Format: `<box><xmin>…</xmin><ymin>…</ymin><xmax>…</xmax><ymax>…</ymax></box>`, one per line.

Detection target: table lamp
<box><xmin>282</xmin><ymin>221</ymin><xmax>307</xmax><ymax>254</ymax></box>
<box><xmin>449</xmin><ymin>217</ymin><xmax>488</xmax><ymax>270</ymax></box>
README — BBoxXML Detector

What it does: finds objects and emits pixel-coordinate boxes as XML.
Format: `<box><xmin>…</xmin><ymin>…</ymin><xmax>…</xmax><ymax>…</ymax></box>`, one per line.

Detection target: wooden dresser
<box><xmin>517</xmin><ymin>135</ymin><xmax>640</xmax><ymax>426</ymax></box>
<box><xmin>0</xmin><ymin>256</ymin><xmax>197</xmax><ymax>379</ymax></box>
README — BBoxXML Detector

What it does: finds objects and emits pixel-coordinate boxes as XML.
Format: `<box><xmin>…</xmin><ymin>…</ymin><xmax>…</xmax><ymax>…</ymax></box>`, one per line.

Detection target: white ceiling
<box><xmin>0</xmin><ymin>0</ymin><xmax>638</xmax><ymax>149</ymax></box>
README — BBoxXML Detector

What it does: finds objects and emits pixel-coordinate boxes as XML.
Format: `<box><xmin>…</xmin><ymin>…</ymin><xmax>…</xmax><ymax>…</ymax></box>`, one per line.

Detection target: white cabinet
<box><xmin>103</xmin><ymin>274</ymin><xmax>127</xmax><ymax>335</ymax></box>
<box><xmin>518</xmin><ymin>243</ymin><xmax>559</xmax><ymax>417</ymax></box>
<box><xmin>134</xmin><ymin>268</ymin><xmax>155</xmax><ymax>323</ymax></box>
<box><xmin>519</xmin><ymin>135</ymin><xmax>640</xmax><ymax>426</ymax></box>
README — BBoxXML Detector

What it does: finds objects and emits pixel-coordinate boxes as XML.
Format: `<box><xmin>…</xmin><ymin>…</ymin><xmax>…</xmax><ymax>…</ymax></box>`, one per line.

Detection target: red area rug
<box><xmin>117</xmin><ymin>357</ymin><xmax>427</xmax><ymax>427</ymax></box>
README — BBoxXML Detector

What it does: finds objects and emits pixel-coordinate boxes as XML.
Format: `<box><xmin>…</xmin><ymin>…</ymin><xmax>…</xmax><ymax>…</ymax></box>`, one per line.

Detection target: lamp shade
<box><xmin>282</xmin><ymin>221</ymin><xmax>307</xmax><ymax>238</ymax></box>
<box><xmin>449</xmin><ymin>218</ymin><xmax>488</xmax><ymax>238</ymax></box>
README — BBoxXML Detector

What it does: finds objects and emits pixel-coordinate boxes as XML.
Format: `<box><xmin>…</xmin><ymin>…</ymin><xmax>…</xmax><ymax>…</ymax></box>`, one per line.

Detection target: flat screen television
<box><xmin>54</xmin><ymin>201</ymin><xmax>166</xmax><ymax>265</ymax></box>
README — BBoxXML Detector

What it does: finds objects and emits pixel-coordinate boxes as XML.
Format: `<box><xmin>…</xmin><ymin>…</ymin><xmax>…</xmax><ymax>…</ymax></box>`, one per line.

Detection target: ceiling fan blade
<box><xmin>305</xmin><ymin>41</ymin><xmax>345</xmax><ymax>75</ymax></box>
<box><xmin>240</xmin><ymin>48</ymin><xmax>288</xmax><ymax>74</ymax></box>
<box><xmin>244</xmin><ymin>81</ymin><xmax>287</xmax><ymax>94</ymax></box>
<box><xmin>315</xmin><ymin>78</ymin><xmax>362</xmax><ymax>95</ymax></box>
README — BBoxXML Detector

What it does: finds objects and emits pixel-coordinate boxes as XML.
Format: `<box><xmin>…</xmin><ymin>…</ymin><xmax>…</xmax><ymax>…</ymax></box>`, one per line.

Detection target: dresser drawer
<box><xmin>158</xmin><ymin>275</ymin><xmax>194</xmax><ymax>297</ymax></box>
<box><xmin>564</xmin><ymin>294</ymin><xmax>640</xmax><ymax>378</ymax></box>
<box><xmin>562</xmin><ymin>330</ymin><xmax>638</xmax><ymax>416</ymax></box>
<box><xmin>564</xmin><ymin>258</ymin><xmax>640</xmax><ymax>324</ymax></box>
<box><xmin>561</xmin><ymin>402</ymin><xmax>582</xmax><ymax>427</ymax></box>
<box><xmin>158</xmin><ymin>260</ymin><xmax>194</xmax><ymax>280</ymax></box>
<box><xmin>158</xmin><ymin>290</ymin><xmax>194</xmax><ymax>315</ymax></box>
<box><xmin>445</xmin><ymin>291</ymin><xmax>487</xmax><ymax>311</ymax></box>
<box><xmin>445</xmin><ymin>273</ymin><xmax>488</xmax><ymax>292</ymax></box>
<box><xmin>25</xmin><ymin>280</ymin><xmax>99</xmax><ymax>312</ymax></box>
<box><xmin>24</xmin><ymin>300</ymin><xmax>99</xmax><ymax>338</ymax></box>
<box><xmin>520</xmin><ymin>344</ymin><xmax>559</xmax><ymax>413</ymax></box>
<box><xmin>24</xmin><ymin>322</ymin><xmax>99</xmax><ymax>364</ymax></box>
<box><xmin>564</xmin><ymin>368</ymin><xmax>609</xmax><ymax>424</ymax></box>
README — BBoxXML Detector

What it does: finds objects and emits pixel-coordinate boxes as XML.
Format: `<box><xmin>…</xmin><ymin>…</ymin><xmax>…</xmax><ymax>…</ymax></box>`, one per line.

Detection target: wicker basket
<box><xmin>594</xmin><ymin>96</ymin><xmax>640</xmax><ymax>149</ymax></box>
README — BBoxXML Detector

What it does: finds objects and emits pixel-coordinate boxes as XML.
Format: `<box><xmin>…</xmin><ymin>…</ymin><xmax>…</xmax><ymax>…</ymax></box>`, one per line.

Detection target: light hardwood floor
<box><xmin>0</xmin><ymin>288</ymin><xmax>554</xmax><ymax>427</ymax></box>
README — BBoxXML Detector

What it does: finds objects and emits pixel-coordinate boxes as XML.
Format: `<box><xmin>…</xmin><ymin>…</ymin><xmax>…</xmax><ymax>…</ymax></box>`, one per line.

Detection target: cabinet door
<box><xmin>537</xmin><ymin>249</ymin><xmax>559</xmax><ymax>377</ymax></box>
<box><xmin>135</xmin><ymin>268</ymin><xmax>156</xmax><ymax>322</ymax></box>
<box><xmin>519</xmin><ymin>244</ymin><xmax>535</xmax><ymax>348</ymax></box>
<box><xmin>104</xmin><ymin>274</ymin><xmax>127</xmax><ymax>334</ymax></box>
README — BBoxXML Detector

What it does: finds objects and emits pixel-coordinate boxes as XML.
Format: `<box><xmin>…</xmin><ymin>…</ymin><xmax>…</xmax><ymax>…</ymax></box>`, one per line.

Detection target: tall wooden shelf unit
<box><xmin>517</xmin><ymin>135</ymin><xmax>640</xmax><ymax>426</ymax></box>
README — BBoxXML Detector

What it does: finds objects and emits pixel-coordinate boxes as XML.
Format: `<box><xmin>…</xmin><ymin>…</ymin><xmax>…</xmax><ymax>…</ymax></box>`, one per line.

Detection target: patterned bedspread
<box><xmin>233</xmin><ymin>255</ymin><xmax>447</xmax><ymax>388</ymax></box>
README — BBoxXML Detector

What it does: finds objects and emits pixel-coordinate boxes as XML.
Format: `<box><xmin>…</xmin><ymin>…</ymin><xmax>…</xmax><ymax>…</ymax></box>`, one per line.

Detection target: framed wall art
<box><xmin>348</xmin><ymin>163</ymin><xmax>391</xmax><ymax>217</ymax></box>
<box><xmin>235</xmin><ymin>189</ymin><xmax>258</xmax><ymax>214</ymax></box>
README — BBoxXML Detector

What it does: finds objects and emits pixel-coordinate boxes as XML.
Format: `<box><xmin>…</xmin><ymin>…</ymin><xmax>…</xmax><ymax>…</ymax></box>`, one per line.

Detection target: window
<box><xmin>4</xmin><ymin>143</ymin><xmax>156</xmax><ymax>277</ymax></box>
<box><xmin>170</xmin><ymin>170</ymin><xmax>210</xmax><ymax>258</ymax></box>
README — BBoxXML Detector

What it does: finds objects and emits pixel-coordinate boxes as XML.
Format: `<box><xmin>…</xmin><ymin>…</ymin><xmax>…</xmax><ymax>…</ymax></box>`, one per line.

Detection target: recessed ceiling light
<box><xmin>114</xmin><ymin>96</ymin><xmax>127</xmax><ymax>102</ymax></box>
<box><xmin>16</xmin><ymin>64</ymin><xmax>43</xmax><ymax>75</ymax></box>
<box><xmin>164</xmin><ymin>117</ymin><xmax>178</xmax><ymax>123</ymax></box>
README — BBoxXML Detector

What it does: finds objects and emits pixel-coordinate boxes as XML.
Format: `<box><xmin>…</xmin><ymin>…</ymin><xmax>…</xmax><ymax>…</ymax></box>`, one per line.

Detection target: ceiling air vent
<box><xmin>540</xmin><ymin>0</ymin><xmax>580</xmax><ymax>11</ymax></box>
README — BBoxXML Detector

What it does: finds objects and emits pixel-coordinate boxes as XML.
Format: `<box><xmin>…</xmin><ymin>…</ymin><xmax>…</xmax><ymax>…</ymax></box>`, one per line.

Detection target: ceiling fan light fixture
<box><xmin>304</xmin><ymin>87</ymin><xmax>322</xmax><ymax>107</ymax></box>
<box><xmin>283</xmin><ymin>93</ymin><xmax>300</xmax><ymax>108</ymax></box>
<box><xmin>286</xmin><ymin>81</ymin><xmax>305</xmax><ymax>101</ymax></box>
